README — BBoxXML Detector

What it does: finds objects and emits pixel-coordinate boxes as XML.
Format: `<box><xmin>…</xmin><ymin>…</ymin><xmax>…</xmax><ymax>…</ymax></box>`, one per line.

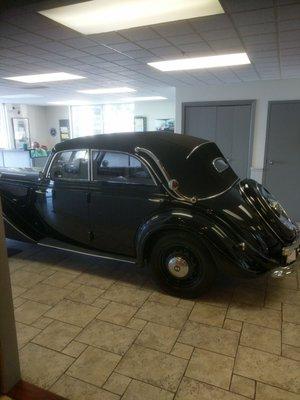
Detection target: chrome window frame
<box><xmin>46</xmin><ymin>149</ymin><xmax>90</xmax><ymax>182</ymax></box>
<box><xmin>90</xmin><ymin>149</ymin><xmax>157</xmax><ymax>187</ymax></box>
<box><xmin>212</xmin><ymin>157</ymin><xmax>230</xmax><ymax>173</ymax></box>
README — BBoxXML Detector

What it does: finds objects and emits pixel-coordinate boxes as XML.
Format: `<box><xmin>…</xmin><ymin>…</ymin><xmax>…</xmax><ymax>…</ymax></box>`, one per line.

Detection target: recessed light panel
<box><xmin>121</xmin><ymin>96</ymin><xmax>167</xmax><ymax>102</ymax></box>
<box><xmin>48</xmin><ymin>100</ymin><xmax>92</xmax><ymax>105</ymax></box>
<box><xmin>148</xmin><ymin>53</ymin><xmax>251</xmax><ymax>71</ymax></box>
<box><xmin>77</xmin><ymin>87</ymin><xmax>136</xmax><ymax>94</ymax></box>
<box><xmin>0</xmin><ymin>94</ymin><xmax>42</xmax><ymax>99</ymax></box>
<box><xmin>39</xmin><ymin>0</ymin><xmax>224</xmax><ymax>35</ymax></box>
<box><xmin>4</xmin><ymin>72</ymin><xmax>85</xmax><ymax>83</ymax></box>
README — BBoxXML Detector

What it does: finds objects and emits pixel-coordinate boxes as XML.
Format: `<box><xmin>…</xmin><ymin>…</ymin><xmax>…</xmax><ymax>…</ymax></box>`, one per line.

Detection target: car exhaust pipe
<box><xmin>270</xmin><ymin>265</ymin><xmax>294</xmax><ymax>279</ymax></box>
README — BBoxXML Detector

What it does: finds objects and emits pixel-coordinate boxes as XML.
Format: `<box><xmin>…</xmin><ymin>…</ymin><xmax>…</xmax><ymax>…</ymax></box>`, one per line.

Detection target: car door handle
<box><xmin>35</xmin><ymin>189</ymin><xmax>46</xmax><ymax>194</ymax></box>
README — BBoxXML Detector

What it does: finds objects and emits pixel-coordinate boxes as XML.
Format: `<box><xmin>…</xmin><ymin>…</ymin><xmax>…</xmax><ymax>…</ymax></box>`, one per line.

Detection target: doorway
<box><xmin>182</xmin><ymin>100</ymin><xmax>255</xmax><ymax>179</ymax></box>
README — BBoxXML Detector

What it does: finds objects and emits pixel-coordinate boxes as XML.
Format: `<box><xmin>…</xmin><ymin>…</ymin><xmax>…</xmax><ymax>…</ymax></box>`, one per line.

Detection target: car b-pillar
<box><xmin>0</xmin><ymin>199</ymin><xmax>20</xmax><ymax>393</ymax></box>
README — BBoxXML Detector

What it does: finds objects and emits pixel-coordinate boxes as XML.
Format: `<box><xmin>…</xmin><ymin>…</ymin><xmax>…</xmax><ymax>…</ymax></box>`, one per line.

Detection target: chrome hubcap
<box><xmin>167</xmin><ymin>256</ymin><xmax>189</xmax><ymax>278</ymax></box>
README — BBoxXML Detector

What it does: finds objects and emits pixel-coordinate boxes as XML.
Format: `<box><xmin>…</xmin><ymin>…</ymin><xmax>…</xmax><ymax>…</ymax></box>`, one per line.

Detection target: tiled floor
<box><xmin>8</xmin><ymin>243</ymin><xmax>300</xmax><ymax>400</ymax></box>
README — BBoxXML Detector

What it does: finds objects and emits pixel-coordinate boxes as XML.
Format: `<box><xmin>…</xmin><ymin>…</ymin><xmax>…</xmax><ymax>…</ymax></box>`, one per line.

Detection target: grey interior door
<box><xmin>264</xmin><ymin>101</ymin><xmax>300</xmax><ymax>222</ymax></box>
<box><xmin>183</xmin><ymin>101</ymin><xmax>254</xmax><ymax>178</ymax></box>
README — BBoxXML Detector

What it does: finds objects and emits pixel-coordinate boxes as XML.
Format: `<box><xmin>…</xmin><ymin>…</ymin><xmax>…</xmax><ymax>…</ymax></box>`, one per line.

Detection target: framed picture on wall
<box><xmin>155</xmin><ymin>118</ymin><xmax>174</xmax><ymax>133</ymax></box>
<box><xmin>12</xmin><ymin>118</ymin><xmax>30</xmax><ymax>149</ymax></box>
<box><xmin>134</xmin><ymin>116</ymin><xmax>147</xmax><ymax>132</ymax></box>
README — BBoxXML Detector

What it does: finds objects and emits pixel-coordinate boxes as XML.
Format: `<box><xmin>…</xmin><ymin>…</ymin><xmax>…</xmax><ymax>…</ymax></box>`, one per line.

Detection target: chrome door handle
<box><xmin>35</xmin><ymin>189</ymin><xmax>46</xmax><ymax>194</ymax></box>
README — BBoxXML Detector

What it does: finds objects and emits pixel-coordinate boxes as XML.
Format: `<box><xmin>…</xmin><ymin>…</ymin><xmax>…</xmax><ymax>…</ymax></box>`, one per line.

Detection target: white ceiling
<box><xmin>0</xmin><ymin>0</ymin><xmax>300</xmax><ymax>105</ymax></box>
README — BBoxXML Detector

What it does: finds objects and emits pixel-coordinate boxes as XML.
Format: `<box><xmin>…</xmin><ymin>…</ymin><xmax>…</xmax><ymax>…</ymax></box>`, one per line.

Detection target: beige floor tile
<box><xmin>122</xmin><ymin>379</ymin><xmax>174</xmax><ymax>400</ymax></box>
<box><xmin>136</xmin><ymin>301</ymin><xmax>189</xmax><ymax>329</ymax></box>
<box><xmin>282</xmin><ymin>344</ymin><xmax>300</xmax><ymax>361</ymax></box>
<box><xmin>127</xmin><ymin>317</ymin><xmax>147</xmax><ymax>331</ymax></box>
<box><xmin>45</xmin><ymin>299</ymin><xmax>100</xmax><ymax>327</ymax></box>
<box><xmin>14</xmin><ymin>300</ymin><xmax>51</xmax><ymax>325</ymax></box>
<box><xmin>233</xmin><ymin>285</ymin><xmax>265</xmax><ymax>306</ymax></box>
<box><xmin>256</xmin><ymin>382</ymin><xmax>300</xmax><ymax>400</ymax></box>
<box><xmin>266</xmin><ymin>286</ymin><xmax>300</xmax><ymax>306</ymax></box>
<box><xmin>31</xmin><ymin>316</ymin><xmax>53</xmax><ymax>329</ymax></box>
<box><xmin>223</xmin><ymin>319</ymin><xmax>243</xmax><ymax>332</ymax></box>
<box><xmin>32</xmin><ymin>320</ymin><xmax>82</xmax><ymax>351</ymax></box>
<box><xmin>62</xmin><ymin>341</ymin><xmax>87</xmax><ymax>358</ymax></box>
<box><xmin>283</xmin><ymin>304</ymin><xmax>300</xmax><ymax>324</ymax></box>
<box><xmin>11</xmin><ymin>285</ymin><xmax>27</xmax><ymax>298</ymax></box>
<box><xmin>282</xmin><ymin>322</ymin><xmax>300</xmax><ymax>347</ymax></box>
<box><xmin>240</xmin><ymin>323</ymin><xmax>281</xmax><ymax>354</ymax></box>
<box><xmin>51</xmin><ymin>374</ymin><xmax>119</xmax><ymax>400</ymax></box>
<box><xmin>76</xmin><ymin>319</ymin><xmax>138</xmax><ymax>355</ymax></box>
<box><xmin>67</xmin><ymin>346</ymin><xmax>120</xmax><ymax>387</ymax></box>
<box><xmin>171</xmin><ymin>343</ymin><xmax>193</xmax><ymax>360</ymax></box>
<box><xmin>103</xmin><ymin>372</ymin><xmax>131</xmax><ymax>396</ymax></box>
<box><xmin>230</xmin><ymin>374</ymin><xmax>255</xmax><ymax>399</ymax></box>
<box><xmin>20</xmin><ymin>343</ymin><xmax>74</xmax><ymax>389</ymax></box>
<box><xmin>175</xmin><ymin>377</ymin><xmax>246</xmax><ymax>400</ymax></box>
<box><xmin>42</xmin><ymin>271</ymin><xmax>76</xmax><ymax>288</ymax></box>
<box><xmin>234</xmin><ymin>346</ymin><xmax>300</xmax><ymax>394</ymax></box>
<box><xmin>116</xmin><ymin>344</ymin><xmax>187</xmax><ymax>392</ymax></box>
<box><xmin>66</xmin><ymin>285</ymin><xmax>104</xmax><ymax>304</ymax></box>
<box><xmin>15</xmin><ymin>322</ymin><xmax>40</xmax><ymax>349</ymax></box>
<box><xmin>136</xmin><ymin>322</ymin><xmax>180</xmax><ymax>352</ymax></box>
<box><xmin>74</xmin><ymin>271</ymin><xmax>115</xmax><ymax>290</ymax></box>
<box><xmin>21</xmin><ymin>284</ymin><xmax>69</xmax><ymax>306</ymax></box>
<box><xmin>227</xmin><ymin>303</ymin><xmax>281</xmax><ymax>330</ymax></box>
<box><xmin>97</xmin><ymin>302</ymin><xmax>138</xmax><ymax>326</ymax></box>
<box><xmin>268</xmin><ymin>271</ymin><xmax>298</xmax><ymax>290</ymax></box>
<box><xmin>185</xmin><ymin>348</ymin><xmax>234</xmax><ymax>390</ymax></box>
<box><xmin>189</xmin><ymin>303</ymin><xmax>226</xmax><ymax>327</ymax></box>
<box><xmin>10</xmin><ymin>270</ymin><xmax>44</xmax><ymax>289</ymax></box>
<box><xmin>198</xmin><ymin>288</ymin><xmax>233</xmax><ymax>309</ymax></box>
<box><xmin>92</xmin><ymin>297</ymin><xmax>110</xmax><ymax>309</ymax></box>
<box><xmin>148</xmin><ymin>291</ymin><xmax>180</xmax><ymax>306</ymax></box>
<box><xmin>179</xmin><ymin>321</ymin><xmax>239</xmax><ymax>357</ymax></box>
<box><xmin>13</xmin><ymin>297</ymin><xmax>27</xmax><ymax>308</ymax></box>
<box><xmin>177</xmin><ymin>299</ymin><xmax>195</xmax><ymax>311</ymax></box>
<box><xmin>103</xmin><ymin>283</ymin><xmax>150</xmax><ymax>307</ymax></box>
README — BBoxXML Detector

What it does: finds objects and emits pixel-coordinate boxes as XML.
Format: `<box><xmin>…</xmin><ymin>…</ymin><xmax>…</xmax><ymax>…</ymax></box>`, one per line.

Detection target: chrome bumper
<box><xmin>282</xmin><ymin>236</ymin><xmax>300</xmax><ymax>264</ymax></box>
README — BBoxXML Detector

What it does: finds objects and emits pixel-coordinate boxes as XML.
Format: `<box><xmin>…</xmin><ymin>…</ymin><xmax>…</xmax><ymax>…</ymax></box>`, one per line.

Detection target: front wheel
<box><xmin>150</xmin><ymin>232</ymin><xmax>216</xmax><ymax>298</ymax></box>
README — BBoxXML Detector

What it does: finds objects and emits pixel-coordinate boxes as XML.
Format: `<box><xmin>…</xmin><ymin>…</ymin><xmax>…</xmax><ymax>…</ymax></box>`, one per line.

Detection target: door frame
<box><xmin>263</xmin><ymin>99</ymin><xmax>300</xmax><ymax>186</ymax></box>
<box><xmin>181</xmin><ymin>100</ymin><xmax>256</xmax><ymax>178</ymax></box>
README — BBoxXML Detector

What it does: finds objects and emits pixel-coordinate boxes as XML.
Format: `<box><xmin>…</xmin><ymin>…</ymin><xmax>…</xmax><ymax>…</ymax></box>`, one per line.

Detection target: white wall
<box><xmin>45</xmin><ymin>105</ymin><xmax>69</xmax><ymax>148</ymax></box>
<box><xmin>134</xmin><ymin>100</ymin><xmax>175</xmax><ymax>131</ymax></box>
<box><xmin>176</xmin><ymin>78</ymin><xmax>300</xmax><ymax>182</ymax></box>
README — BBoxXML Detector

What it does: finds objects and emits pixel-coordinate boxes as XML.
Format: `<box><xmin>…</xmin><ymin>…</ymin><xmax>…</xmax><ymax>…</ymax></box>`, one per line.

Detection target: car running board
<box><xmin>38</xmin><ymin>237</ymin><xmax>136</xmax><ymax>264</ymax></box>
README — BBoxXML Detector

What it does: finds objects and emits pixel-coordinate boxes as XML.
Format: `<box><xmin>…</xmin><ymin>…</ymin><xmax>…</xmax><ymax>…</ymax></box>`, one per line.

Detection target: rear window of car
<box><xmin>92</xmin><ymin>150</ymin><xmax>155</xmax><ymax>185</ymax></box>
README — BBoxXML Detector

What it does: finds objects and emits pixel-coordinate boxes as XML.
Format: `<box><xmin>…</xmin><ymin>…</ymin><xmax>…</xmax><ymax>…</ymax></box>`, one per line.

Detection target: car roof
<box><xmin>54</xmin><ymin>132</ymin><xmax>209</xmax><ymax>158</ymax></box>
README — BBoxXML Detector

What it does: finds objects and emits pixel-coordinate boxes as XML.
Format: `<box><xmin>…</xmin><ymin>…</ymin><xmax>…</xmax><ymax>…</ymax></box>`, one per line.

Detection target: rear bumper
<box><xmin>281</xmin><ymin>236</ymin><xmax>300</xmax><ymax>265</ymax></box>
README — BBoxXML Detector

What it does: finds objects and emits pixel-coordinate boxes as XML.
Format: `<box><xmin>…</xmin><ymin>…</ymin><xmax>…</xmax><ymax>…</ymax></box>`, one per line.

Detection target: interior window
<box><xmin>92</xmin><ymin>151</ymin><xmax>154</xmax><ymax>185</ymax></box>
<box><xmin>50</xmin><ymin>150</ymin><xmax>89</xmax><ymax>180</ymax></box>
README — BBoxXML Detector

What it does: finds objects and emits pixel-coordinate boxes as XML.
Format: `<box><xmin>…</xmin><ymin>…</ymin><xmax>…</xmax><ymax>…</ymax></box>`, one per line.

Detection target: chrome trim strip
<box><xmin>186</xmin><ymin>142</ymin><xmax>211</xmax><ymax>160</ymax></box>
<box><xmin>212</xmin><ymin>157</ymin><xmax>229</xmax><ymax>173</ymax></box>
<box><xmin>3</xmin><ymin>215</ymin><xmax>35</xmax><ymax>242</ymax></box>
<box><xmin>38</xmin><ymin>240</ymin><xmax>136</xmax><ymax>264</ymax></box>
<box><xmin>196</xmin><ymin>178</ymin><xmax>240</xmax><ymax>201</ymax></box>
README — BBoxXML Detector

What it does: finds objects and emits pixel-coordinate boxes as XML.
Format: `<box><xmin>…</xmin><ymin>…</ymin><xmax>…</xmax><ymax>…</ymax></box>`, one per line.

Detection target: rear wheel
<box><xmin>150</xmin><ymin>232</ymin><xmax>216</xmax><ymax>298</ymax></box>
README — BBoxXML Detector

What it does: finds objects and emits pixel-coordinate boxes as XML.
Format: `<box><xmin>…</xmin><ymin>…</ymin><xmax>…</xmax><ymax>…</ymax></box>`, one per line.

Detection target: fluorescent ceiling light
<box><xmin>148</xmin><ymin>53</ymin><xmax>251</xmax><ymax>71</ymax></box>
<box><xmin>39</xmin><ymin>0</ymin><xmax>224</xmax><ymax>35</ymax></box>
<box><xmin>121</xmin><ymin>96</ymin><xmax>167</xmax><ymax>102</ymax></box>
<box><xmin>4</xmin><ymin>72</ymin><xmax>85</xmax><ymax>84</ymax></box>
<box><xmin>48</xmin><ymin>100</ymin><xmax>91</xmax><ymax>105</ymax></box>
<box><xmin>77</xmin><ymin>87</ymin><xmax>136</xmax><ymax>95</ymax></box>
<box><xmin>0</xmin><ymin>94</ymin><xmax>42</xmax><ymax>99</ymax></box>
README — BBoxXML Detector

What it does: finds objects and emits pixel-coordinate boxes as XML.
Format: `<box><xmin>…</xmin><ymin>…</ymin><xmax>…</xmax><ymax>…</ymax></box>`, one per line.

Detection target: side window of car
<box><xmin>92</xmin><ymin>151</ymin><xmax>155</xmax><ymax>185</ymax></box>
<box><xmin>50</xmin><ymin>150</ymin><xmax>89</xmax><ymax>181</ymax></box>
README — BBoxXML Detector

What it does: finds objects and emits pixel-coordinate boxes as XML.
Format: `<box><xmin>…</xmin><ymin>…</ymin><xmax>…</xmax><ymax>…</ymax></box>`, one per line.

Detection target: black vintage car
<box><xmin>1</xmin><ymin>133</ymin><xmax>299</xmax><ymax>297</ymax></box>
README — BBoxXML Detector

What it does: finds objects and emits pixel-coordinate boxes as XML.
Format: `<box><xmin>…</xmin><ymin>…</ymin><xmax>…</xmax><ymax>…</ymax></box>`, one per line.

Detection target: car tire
<box><xmin>150</xmin><ymin>231</ymin><xmax>216</xmax><ymax>299</ymax></box>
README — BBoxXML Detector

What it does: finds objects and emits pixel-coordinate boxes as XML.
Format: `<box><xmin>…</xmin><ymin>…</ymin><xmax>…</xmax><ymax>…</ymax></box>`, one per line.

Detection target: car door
<box><xmin>89</xmin><ymin>150</ymin><xmax>165</xmax><ymax>256</ymax></box>
<box><xmin>35</xmin><ymin>149</ymin><xmax>91</xmax><ymax>246</ymax></box>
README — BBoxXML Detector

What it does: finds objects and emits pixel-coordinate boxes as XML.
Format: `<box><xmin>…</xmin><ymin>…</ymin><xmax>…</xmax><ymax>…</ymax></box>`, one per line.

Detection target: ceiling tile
<box><xmin>237</xmin><ymin>22</ymin><xmax>276</xmax><ymax>36</ymax></box>
<box><xmin>278</xmin><ymin>4</ymin><xmax>300</xmax><ymax>20</ymax></box>
<box><xmin>231</xmin><ymin>8</ymin><xmax>275</xmax><ymax>26</ymax></box>
<box><xmin>0</xmin><ymin>37</ymin><xmax>22</xmax><ymax>48</ymax></box>
<box><xmin>201</xmin><ymin>28</ymin><xmax>238</xmax><ymax>41</ymax></box>
<box><xmin>153</xmin><ymin>21</ymin><xmax>194</xmax><ymax>37</ymax></box>
<box><xmin>135</xmin><ymin>38</ymin><xmax>171</xmax><ymax>49</ymax></box>
<box><xmin>177</xmin><ymin>42</ymin><xmax>212</xmax><ymax>54</ymax></box>
<box><xmin>278</xmin><ymin>19</ymin><xmax>300</xmax><ymax>31</ymax></box>
<box><xmin>122</xmin><ymin>49</ymin><xmax>154</xmax><ymax>59</ymax></box>
<box><xmin>89</xmin><ymin>32</ymin><xmax>128</xmax><ymax>45</ymax></box>
<box><xmin>191</xmin><ymin>14</ymin><xmax>232</xmax><ymax>32</ymax></box>
<box><xmin>109</xmin><ymin>42</ymin><xmax>142</xmax><ymax>52</ymax></box>
<box><xmin>118</xmin><ymin>27</ymin><xmax>160</xmax><ymax>41</ymax></box>
<box><xmin>61</xmin><ymin>37</ymin><xmax>99</xmax><ymax>49</ymax></box>
<box><xmin>167</xmin><ymin>34</ymin><xmax>202</xmax><ymax>46</ymax></box>
<box><xmin>208</xmin><ymin>38</ymin><xmax>244</xmax><ymax>52</ymax></box>
<box><xmin>223</xmin><ymin>0</ymin><xmax>273</xmax><ymax>12</ymax></box>
<box><xmin>243</xmin><ymin>33</ymin><xmax>277</xmax><ymax>45</ymax></box>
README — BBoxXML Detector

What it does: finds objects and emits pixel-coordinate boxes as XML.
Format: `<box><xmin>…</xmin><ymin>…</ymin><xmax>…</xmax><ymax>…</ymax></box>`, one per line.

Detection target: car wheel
<box><xmin>150</xmin><ymin>232</ymin><xmax>216</xmax><ymax>298</ymax></box>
